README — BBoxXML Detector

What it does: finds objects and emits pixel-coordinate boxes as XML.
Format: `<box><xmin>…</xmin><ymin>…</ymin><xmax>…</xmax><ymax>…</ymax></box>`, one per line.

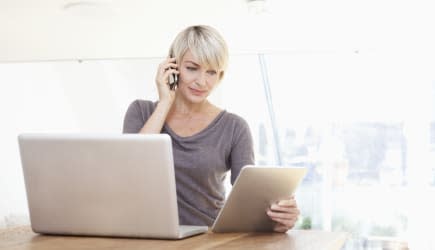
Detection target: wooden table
<box><xmin>0</xmin><ymin>226</ymin><xmax>349</xmax><ymax>250</ymax></box>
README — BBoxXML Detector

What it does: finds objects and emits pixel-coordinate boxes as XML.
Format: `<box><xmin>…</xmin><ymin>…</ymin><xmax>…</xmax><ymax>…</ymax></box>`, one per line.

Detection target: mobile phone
<box><xmin>168</xmin><ymin>52</ymin><xmax>178</xmax><ymax>90</ymax></box>
<box><xmin>169</xmin><ymin>72</ymin><xmax>178</xmax><ymax>90</ymax></box>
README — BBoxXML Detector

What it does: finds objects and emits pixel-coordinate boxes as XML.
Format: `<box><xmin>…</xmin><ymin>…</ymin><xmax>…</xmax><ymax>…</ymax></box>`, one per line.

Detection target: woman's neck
<box><xmin>171</xmin><ymin>96</ymin><xmax>211</xmax><ymax>116</ymax></box>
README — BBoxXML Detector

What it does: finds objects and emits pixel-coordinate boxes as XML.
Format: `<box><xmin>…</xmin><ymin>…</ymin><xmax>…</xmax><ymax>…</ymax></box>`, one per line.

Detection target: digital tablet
<box><xmin>211</xmin><ymin>166</ymin><xmax>307</xmax><ymax>233</ymax></box>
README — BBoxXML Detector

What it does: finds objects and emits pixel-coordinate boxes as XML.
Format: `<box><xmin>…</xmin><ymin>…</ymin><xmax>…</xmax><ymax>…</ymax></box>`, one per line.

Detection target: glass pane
<box><xmin>262</xmin><ymin>51</ymin><xmax>434</xmax><ymax>248</ymax></box>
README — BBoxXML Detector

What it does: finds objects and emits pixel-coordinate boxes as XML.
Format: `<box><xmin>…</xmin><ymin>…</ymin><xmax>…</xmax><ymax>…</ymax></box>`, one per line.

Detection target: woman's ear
<box><xmin>168</xmin><ymin>46</ymin><xmax>175</xmax><ymax>58</ymax></box>
<box><xmin>219</xmin><ymin>71</ymin><xmax>225</xmax><ymax>81</ymax></box>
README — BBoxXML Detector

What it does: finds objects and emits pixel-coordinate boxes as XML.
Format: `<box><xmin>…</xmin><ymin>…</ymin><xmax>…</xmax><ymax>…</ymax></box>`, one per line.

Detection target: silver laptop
<box><xmin>18</xmin><ymin>133</ymin><xmax>208</xmax><ymax>239</ymax></box>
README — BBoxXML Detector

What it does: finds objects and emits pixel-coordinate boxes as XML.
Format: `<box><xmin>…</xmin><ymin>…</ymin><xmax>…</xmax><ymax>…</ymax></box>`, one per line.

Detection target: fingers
<box><xmin>269</xmin><ymin>197</ymin><xmax>299</xmax><ymax>214</ymax></box>
<box><xmin>267</xmin><ymin>208</ymin><xmax>299</xmax><ymax>220</ymax></box>
<box><xmin>158</xmin><ymin>58</ymin><xmax>177</xmax><ymax>73</ymax></box>
<box><xmin>162</xmin><ymin>68</ymin><xmax>179</xmax><ymax>79</ymax></box>
<box><xmin>270</xmin><ymin>203</ymin><xmax>298</xmax><ymax>213</ymax></box>
<box><xmin>274</xmin><ymin>223</ymin><xmax>290</xmax><ymax>233</ymax></box>
<box><xmin>159</xmin><ymin>58</ymin><xmax>177</xmax><ymax>69</ymax></box>
<box><xmin>271</xmin><ymin>217</ymin><xmax>297</xmax><ymax>227</ymax></box>
<box><xmin>270</xmin><ymin>217</ymin><xmax>297</xmax><ymax>230</ymax></box>
<box><xmin>156</xmin><ymin>58</ymin><xmax>179</xmax><ymax>87</ymax></box>
<box><xmin>277</xmin><ymin>197</ymin><xmax>296</xmax><ymax>207</ymax></box>
<box><xmin>267</xmin><ymin>197</ymin><xmax>300</xmax><ymax>232</ymax></box>
<box><xmin>159</xmin><ymin>62</ymin><xmax>178</xmax><ymax>72</ymax></box>
<box><xmin>156</xmin><ymin>69</ymin><xmax>178</xmax><ymax>86</ymax></box>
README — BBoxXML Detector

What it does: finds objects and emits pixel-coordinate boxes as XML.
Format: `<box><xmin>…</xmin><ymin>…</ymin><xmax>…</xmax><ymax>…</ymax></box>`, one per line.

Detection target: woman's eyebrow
<box><xmin>185</xmin><ymin>60</ymin><xmax>200</xmax><ymax>66</ymax></box>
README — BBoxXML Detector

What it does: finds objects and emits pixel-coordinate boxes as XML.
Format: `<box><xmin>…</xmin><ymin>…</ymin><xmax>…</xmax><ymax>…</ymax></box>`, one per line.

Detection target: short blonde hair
<box><xmin>169</xmin><ymin>25</ymin><xmax>229</xmax><ymax>79</ymax></box>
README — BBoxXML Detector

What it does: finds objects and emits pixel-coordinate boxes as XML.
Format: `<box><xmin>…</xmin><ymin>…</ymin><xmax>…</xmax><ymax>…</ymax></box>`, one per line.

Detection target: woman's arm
<box><xmin>138</xmin><ymin>100</ymin><xmax>173</xmax><ymax>134</ymax></box>
<box><xmin>123</xmin><ymin>57</ymin><xmax>178</xmax><ymax>134</ymax></box>
<box><xmin>140</xmin><ymin>57</ymin><xmax>178</xmax><ymax>134</ymax></box>
<box><xmin>139</xmin><ymin>57</ymin><xmax>178</xmax><ymax>134</ymax></box>
<box><xmin>229</xmin><ymin>117</ymin><xmax>255</xmax><ymax>184</ymax></box>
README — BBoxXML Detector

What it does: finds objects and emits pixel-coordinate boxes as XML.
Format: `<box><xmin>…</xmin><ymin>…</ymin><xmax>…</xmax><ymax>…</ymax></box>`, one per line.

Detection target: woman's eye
<box><xmin>207</xmin><ymin>70</ymin><xmax>217</xmax><ymax>75</ymax></box>
<box><xmin>186</xmin><ymin>67</ymin><xmax>197</xmax><ymax>71</ymax></box>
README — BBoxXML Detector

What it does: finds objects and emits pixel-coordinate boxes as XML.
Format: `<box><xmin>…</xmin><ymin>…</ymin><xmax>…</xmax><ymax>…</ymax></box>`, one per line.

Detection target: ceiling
<box><xmin>1</xmin><ymin>0</ymin><xmax>434</xmax><ymax>62</ymax></box>
<box><xmin>0</xmin><ymin>0</ymin><xmax>253</xmax><ymax>61</ymax></box>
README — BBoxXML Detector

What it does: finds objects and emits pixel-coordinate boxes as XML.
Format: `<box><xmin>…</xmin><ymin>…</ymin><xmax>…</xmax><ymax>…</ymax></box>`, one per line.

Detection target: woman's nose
<box><xmin>195</xmin><ymin>72</ymin><xmax>207</xmax><ymax>87</ymax></box>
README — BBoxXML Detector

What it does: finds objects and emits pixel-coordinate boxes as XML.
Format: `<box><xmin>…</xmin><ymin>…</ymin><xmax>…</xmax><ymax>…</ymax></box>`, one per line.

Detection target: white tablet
<box><xmin>211</xmin><ymin>165</ymin><xmax>307</xmax><ymax>233</ymax></box>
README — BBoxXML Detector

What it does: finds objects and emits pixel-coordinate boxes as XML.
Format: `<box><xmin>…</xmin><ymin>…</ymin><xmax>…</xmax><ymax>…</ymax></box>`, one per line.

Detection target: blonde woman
<box><xmin>123</xmin><ymin>25</ymin><xmax>299</xmax><ymax>232</ymax></box>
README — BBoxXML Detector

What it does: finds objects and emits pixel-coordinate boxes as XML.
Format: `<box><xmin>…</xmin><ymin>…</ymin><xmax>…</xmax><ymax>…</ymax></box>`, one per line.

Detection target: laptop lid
<box><xmin>18</xmin><ymin>133</ymin><xmax>181</xmax><ymax>238</ymax></box>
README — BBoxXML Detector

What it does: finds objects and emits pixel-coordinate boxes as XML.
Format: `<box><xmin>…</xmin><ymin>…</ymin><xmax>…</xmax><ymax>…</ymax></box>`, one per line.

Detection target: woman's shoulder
<box><xmin>130</xmin><ymin>99</ymin><xmax>156</xmax><ymax>109</ymax></box>
<box><xmin>128</xmin><ymin>99</ymin><xmax>157</xmax><ymax>113</ymax></box>
<box><xmin>220</xmin><ymin>110</ymin><xmax>250</xmax><ymax>130</ymax></box>
<box><xmin>125</xmin><ymin>99</ymin><xmax>158</xmax><ymax>123</ymax></box>
<box><xmin>219</xmin><ymin>111</ymin><xmax>253</xmax><ymax>148</ymax></box>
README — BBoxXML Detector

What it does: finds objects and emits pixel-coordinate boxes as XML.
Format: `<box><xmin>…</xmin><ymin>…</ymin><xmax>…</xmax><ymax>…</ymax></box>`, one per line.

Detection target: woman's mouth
<box><xmin>189</xmin><ymin>87</ymin><xmax>206</xmax><ymax>96</ymax></box>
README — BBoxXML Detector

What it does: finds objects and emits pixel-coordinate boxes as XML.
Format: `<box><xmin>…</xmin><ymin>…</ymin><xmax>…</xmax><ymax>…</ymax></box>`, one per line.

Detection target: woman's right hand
<box><xmin>155</xmin><ymin>57</ymin><xmax>179</xmax><ymax>104</ymax></box>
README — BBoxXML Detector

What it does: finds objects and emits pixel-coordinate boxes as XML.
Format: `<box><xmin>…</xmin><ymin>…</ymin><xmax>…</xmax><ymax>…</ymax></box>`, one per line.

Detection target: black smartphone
<box><xmin>169</xmin><ymin>72</ymin><xmax>178</xmax><ymax>90</ymax></box>
<box><xmin>168</xmin><ymin>53</ymin><xmax>178</xmax><ymax>90</ymax></box>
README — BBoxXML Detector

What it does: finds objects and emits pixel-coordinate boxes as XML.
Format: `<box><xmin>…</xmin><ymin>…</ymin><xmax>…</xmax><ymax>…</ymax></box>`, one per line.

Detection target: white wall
<box><xmin>0</xmin><ymin>58</ymin><xmax>229</xmax><ymax>228</ymax></box>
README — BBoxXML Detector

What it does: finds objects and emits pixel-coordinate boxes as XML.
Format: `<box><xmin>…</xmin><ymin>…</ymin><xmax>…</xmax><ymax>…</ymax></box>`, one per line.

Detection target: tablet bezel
<box><xmin>211</xmin><ymin>165</ymin><xmax>307</xmax><ymax>233</ymax></box>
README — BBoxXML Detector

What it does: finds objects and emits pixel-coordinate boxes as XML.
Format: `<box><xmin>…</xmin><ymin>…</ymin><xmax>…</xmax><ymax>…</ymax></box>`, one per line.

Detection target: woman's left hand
<box><xmin>267</xmin><ymin>196</ymin><xmax>300</xmax><ymax>233</ymax></box>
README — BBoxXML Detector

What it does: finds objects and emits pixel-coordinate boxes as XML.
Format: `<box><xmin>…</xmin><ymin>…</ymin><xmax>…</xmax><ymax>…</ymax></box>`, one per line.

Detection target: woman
<box><xmin>123</xmin><ymin>25</ymin><xmax>299</xmax><ymax>232</ymax></box>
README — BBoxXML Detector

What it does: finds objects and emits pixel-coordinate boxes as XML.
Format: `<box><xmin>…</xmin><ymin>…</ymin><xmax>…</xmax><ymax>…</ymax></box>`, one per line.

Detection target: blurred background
<box><xmin>1</xmin><ymin>0</ymin><xmax>435</xmax><ymax>249</ymax></box>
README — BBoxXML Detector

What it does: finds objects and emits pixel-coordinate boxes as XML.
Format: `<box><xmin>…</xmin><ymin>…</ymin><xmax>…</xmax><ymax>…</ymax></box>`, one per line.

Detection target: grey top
<box><xmin>123</xmin><ymin>100</ymin><xmax>255</xmax><ymax>226</ymax></box>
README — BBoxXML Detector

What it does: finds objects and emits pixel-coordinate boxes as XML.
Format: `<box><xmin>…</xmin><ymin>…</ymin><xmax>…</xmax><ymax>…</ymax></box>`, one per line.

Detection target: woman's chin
<box><xmin>177</xmin><ymin>89</ymin><xmax>208</xmax><ymax>104</ymax></box>
<box><xmin>182</xmin><ymin>91</ymin><xmax>206</xmax><ymax>102</ymax></box>
<box><xmin>190</xmin><ymin>97</ymin><xmax>207</xmax><ymax>104</ymax></box>
<box><xmin>186</xmin><ymin>95</ymin><xmax>207</xmax><ymax>103</ymax></box>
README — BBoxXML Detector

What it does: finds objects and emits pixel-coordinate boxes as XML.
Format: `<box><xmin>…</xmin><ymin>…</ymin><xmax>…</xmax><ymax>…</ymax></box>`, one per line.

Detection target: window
<box><xmin>1</xmin><ymin>52</ymin><xmax>434</xmax><ymax>248</ymax></box>
<box><xmin>222</xmin><ymin>51</ymin><xmax>435</xmax><ymax>248</ymax></box>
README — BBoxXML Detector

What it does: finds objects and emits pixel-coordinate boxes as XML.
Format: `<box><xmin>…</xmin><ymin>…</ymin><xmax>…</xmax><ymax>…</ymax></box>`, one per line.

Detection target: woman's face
<box><xmin>176</xmin><ymin>50</ymin><xmax>221</xmax><ymax>103</ymax></box>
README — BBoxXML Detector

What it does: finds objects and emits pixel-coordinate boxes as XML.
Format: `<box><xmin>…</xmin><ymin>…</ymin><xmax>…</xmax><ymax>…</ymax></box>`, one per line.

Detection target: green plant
<box><xmin>300</xmin><ymin>216</ymin><xmax>312</xmax><ymax>230</ymax></box>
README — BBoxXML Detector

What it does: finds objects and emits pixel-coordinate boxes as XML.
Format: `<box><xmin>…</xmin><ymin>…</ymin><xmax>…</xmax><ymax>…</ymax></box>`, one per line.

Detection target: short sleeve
<box><xmin>229</xmin><ymin>118</ymin><xmax>255</xmax><ymax>184</ymax></box>
<box><xmin>122</xmin><ymin>100</ymin><xmax>145</xmax><ymax>133</ymax></box>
